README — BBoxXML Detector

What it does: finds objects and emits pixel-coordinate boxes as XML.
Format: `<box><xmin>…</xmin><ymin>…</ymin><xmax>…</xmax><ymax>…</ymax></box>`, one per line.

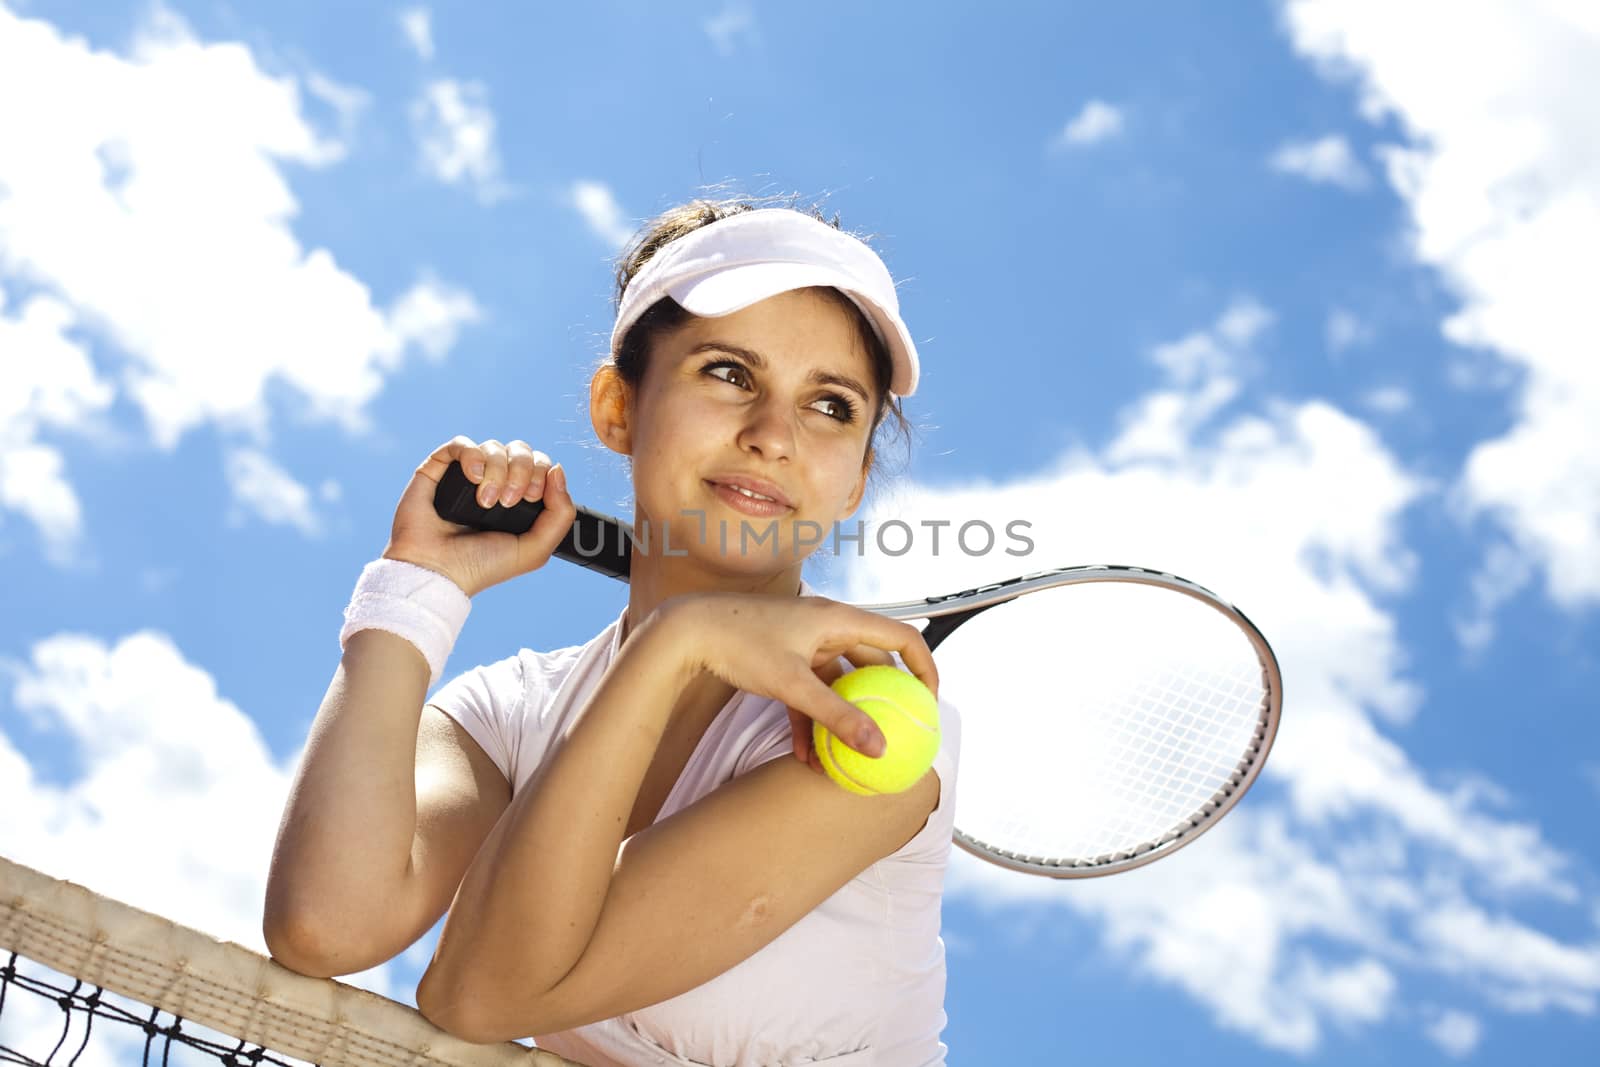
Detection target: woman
<box><xmin>264</xmin><ymin>199</ymin><xmax>961</xmax><ymax>1066</ymax></box>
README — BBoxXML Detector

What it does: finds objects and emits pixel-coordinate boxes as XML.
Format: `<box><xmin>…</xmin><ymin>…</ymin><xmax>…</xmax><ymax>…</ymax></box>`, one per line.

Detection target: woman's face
<box><xmin>618</xmin><ymin>287</ymin><xmax>879</xmax><ymax>577</ymax></box>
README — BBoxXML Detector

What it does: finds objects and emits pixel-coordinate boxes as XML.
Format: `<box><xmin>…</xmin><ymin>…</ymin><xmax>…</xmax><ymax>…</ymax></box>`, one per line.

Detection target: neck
<box><xmin>614</xmin><ymin>549</ymin><xmax>803</xmax><ymax>744</ymax></box>
<box><xmin>617</xmin><ymin>543</ymin><xmax>804</xmax><ymax>647</ymax></box>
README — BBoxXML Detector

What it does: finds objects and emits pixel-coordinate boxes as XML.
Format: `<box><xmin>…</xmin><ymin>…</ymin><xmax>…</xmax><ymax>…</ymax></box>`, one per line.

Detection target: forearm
<box><xmin>265</xmin><ymin>628</ymin><xmax>430</xmax><ymax>958</ymax></box>
<box><xmin>419</xmin><ymin>604</ymin><xmax>693</xmax><ymax>1015</ymax></box>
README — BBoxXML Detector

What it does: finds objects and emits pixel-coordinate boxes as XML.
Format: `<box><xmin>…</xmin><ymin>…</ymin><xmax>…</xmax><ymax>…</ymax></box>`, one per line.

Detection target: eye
<box><xmin>813</xmin><ymin>393</ymin><xmax>860</xmax><ymax>423</ymax></box>
<box><xmin>703</xmin><ymin>360</ymin><xmax>859</xmax><ymax>424</ymax></box>
<box><xmin>703</xmin><ymin>360</ymin><xmax>752</xmax><ymax>389</ymax></box>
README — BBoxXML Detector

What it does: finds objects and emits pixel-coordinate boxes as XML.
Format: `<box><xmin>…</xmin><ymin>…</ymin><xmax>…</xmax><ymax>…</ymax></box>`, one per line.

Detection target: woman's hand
<box><xmin>787</xmin><ymin>645</ymin><xmax>899</xmax><ymax>773</ymax></box>
<box><xmin>664</xmin><ymin>593</ymin><xmax>939</xmax><ymax>760</ymax></box>
<box><xmin>382</xmin><ymin>436</ymin><xmax>578</xmax><ymax>597</ymax></box>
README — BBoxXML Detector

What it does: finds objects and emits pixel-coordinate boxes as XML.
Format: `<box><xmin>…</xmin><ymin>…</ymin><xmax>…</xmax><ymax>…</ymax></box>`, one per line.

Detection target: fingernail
<box><xmin>552</xmin><ymin>465</ymin><xmax>566</xmax><ymax>493</ymax></box>
<box><xmin>470</xmin><ymin>462</ymin><xmax>485</xmax><ymax>478</ymax></box>
<box><xmin>860</xmin><ymin>728</ymin><xmax>885</xmax><ymax>758</ymax></box>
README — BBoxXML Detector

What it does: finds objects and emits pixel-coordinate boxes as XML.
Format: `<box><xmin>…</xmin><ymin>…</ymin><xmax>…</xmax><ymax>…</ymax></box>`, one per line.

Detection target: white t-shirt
<box><xmin>426</xmin><ymin>583</ymin><xmax>961</xmax><ymax>1067</ymax></box>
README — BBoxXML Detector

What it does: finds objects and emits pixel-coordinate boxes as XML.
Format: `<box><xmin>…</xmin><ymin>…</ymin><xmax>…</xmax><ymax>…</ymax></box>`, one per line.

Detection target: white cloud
<box><xmin>223</xmin><ymin>448</ymin><xmax>323</xmax><ymax>536</ymax></box>
<box><xmin>1282</xmin><ymin>0</ymin><xmax>1600</xmax><ymax>611</ymax></box>
<box><xmin>305</xmin><ymin>70</ymin><xmax>370</xmax><ymax>137</ymax></box>
<box><xmin>1451</xmin><ymin>539</ymin><xmax>1534</xmax><ymax>652</ymax></box>
<box><xmin>1425</xmin><ymin>1009</ymin><xmax>1483</xmax><ymax>1057</ymax></box>
<box><xmin>1326</xmin><ymin>307</ymin><xmax>1373</xmax><ymax>353</ymax></box>
<box><xmin>0</xmin><ymin>288</ymin><xmax>114</xmax><ymax>557</ymax></box>
<box><xmin>1362</xmin><ymin>386</ymin><xmax>1411</xmax><ymax>414</ymax></box>
<box><xmin>409</xmin><ymin>78</ymin><xmax>508</xmax><ymax>201</ymax></box>
<box><xmin>571</xmin><ymin>180</ymin><xmax>635</xmax><ymax>249</ymax></box>
<box><xmin>386</xmin><ymin>276</ymin><xmax>484</xmax><ymax>362</ymax></box>
<box><xmin>1106</xmin><ymin>298</ymin><xmax>1269</xmax><ymax>462</ymax></box>
<box><xmin>0</xmin><ymin>6</ymin><xmax>481</xmax><ymax>547</ymax></box>
<box><xmin>703</xmin><ymin>3</ymin><xmax>757</xmax><ymax>57</ymax></box>
<box><xmin>0</xmin><ymin>631</ymin><xmax>296</xmax><ymax>950</ymax></box>
<box><xmin>1161</xmin><ymin>296</ymin><xmax>1270</xmax><ymax>382</ymax></box>
<box><xmin>1270</xmin><ymin>134</ymin><xmax>1371</xmax><ymax>190</ymax></box>
<box><xmin>0</xmin><ymin>630</ymin><xmax>403</xmax><ymax>1054</ymax></box>
<box><xmin>827</xmin><ymin>299</ymin><xmax>1588</xmax><ymax>1053</ymax></box>
<box><xmin>1414</xmin><ymin>904</ymin><xmax>1600</xmax><ymax>1013</ymax></box>
<box><xmin>1054</xmin><ymin>99</ymin><xmax>1124</xmax><ymax>148</ymax></box>
<box><xmin>399</xmin><ymin>6</ymin><xmax>435</xmax><ymax>61</ymax></box>
<box><xmin>1295</xmin><ymin>955</ymin><xmax>1396</xmax><ymax>1025</ymax></box>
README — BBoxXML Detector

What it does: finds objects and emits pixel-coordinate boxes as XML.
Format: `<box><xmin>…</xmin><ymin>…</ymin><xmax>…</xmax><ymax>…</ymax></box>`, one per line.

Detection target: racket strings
<box><xmin>1058</xmin><ymin>660</ymin><xmax>1266</xmax><ymax>860</ymax></box>
<box><xmin>947</xmin><ymin>633</ymin><xmax>1273</xmax><ymax>870</ymax></box>
<box><xmin>943</xmin><ymin>579</ymin><xmax>1276</xmax><ymax>874</ymax></box>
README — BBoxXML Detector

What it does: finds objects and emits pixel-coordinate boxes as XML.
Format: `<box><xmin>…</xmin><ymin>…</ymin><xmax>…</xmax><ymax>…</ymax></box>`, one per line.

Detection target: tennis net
<box><xmin>0</xmin><ymin>854</ymin><xmax>578</xmax><ymax>1067</ymax></box>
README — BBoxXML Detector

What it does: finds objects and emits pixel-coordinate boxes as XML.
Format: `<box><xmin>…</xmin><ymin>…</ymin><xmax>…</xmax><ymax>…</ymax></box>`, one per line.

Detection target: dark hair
<box><xmin>604</xmin><ymin>195</ymin><xmax>914</xmax><ymax>482</ymax></box>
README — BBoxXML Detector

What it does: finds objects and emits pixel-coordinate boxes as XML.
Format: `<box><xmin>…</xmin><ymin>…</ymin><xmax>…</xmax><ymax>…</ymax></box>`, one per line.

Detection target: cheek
<box><xmin>815</xmin><ymin>450</ymin><xmax>869</xmax><ymax>505</ymax></box>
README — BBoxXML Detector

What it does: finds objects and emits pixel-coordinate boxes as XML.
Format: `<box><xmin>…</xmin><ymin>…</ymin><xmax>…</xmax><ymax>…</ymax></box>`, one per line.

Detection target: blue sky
<box><xmin>1</xmin><ymin>1</ymin><xmax>1597</xmax><ymax>1063</ymax></box>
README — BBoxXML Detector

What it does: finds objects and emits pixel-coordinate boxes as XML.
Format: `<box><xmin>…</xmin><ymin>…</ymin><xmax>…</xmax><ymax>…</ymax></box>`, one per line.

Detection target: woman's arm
<box><xmin>263</xmin><ymin>629</ymin><xmax>510</xmax><ymax>977</ymax></box>
<box><xmin>266</xmin><ymin>436</ymin><xmax>576</xmax><ymax>977</ymax></box>
<box><xmin>415</xmin><ymin>594</ymin><xmax>941</xmax><ymax>1041</ymax></box>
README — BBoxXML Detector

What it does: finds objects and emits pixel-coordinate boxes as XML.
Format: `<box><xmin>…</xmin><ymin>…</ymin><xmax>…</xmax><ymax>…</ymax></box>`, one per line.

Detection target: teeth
<box><xmin>729</xmin><ymin>485</ymin><xmax>775</xmax><ymax>502</ymax></box>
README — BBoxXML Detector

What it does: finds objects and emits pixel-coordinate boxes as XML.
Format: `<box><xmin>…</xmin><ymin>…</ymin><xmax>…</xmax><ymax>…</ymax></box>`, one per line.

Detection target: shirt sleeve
<box><xmin>425</xmin><ymin>651</ymin><xmax>527</xmax><ymax>785</ymax></box>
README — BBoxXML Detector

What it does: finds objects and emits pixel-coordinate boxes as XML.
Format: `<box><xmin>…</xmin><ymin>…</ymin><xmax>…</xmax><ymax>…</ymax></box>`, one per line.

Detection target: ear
<box><xmin>590</xmin><ymin>365</ymin><xmax>633</xmax><ymax>456</ymax></box>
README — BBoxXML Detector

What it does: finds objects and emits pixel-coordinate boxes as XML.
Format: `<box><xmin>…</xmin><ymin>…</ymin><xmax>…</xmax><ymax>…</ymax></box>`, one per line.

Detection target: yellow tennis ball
<box><xmin>814</xmin><ymin>665</ymin><xmax>941</xmax><ymax>796</ymax></box>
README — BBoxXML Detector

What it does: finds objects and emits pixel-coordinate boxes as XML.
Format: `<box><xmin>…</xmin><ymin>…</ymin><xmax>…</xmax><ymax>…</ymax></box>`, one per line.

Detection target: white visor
<box><xmin>610</xmin><ymin>208</ymin><xmax>920</xmax><ymax>397</ymax></box>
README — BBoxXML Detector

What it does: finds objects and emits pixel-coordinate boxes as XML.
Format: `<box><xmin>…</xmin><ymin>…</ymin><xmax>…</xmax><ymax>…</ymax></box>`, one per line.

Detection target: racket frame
<box><xmin>862</xmin><ymin>565</ymin><xmax>1282</xmax><ymax>878</ymax></box>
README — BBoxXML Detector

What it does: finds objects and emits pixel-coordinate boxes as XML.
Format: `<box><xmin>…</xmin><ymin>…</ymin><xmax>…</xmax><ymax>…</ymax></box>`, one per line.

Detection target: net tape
<box><xmin>0</xmin><ymin>855</ymin><xmax>577</xmax><ymax>1067</ymax></box>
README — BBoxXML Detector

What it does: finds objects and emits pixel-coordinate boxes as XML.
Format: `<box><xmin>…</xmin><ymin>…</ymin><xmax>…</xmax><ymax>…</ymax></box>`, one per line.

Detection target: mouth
<box><xmin>704</xmin><ymin>477</ymin><xmax>795</xmax><ymax>514</ymax></box>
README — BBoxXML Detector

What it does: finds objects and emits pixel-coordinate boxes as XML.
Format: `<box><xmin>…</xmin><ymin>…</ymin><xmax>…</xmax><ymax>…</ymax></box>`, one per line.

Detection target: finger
<box><xmin>513</xmin><ymin>461</ymin><xmax>577</xmax><ymax>565</ymax></box>
<box><xmin>783</xmin><ymin>666</ymin><xmax>885</xmax><ymax>758</ymax></box>
<box><xmin>531</xmin><ymin>451</ymin><xmax>555</xmax><ymax>503</ymax></box>
<box><xmin>811</xmin><ymin>640</ymin><xmax>892</xmax><ymax>669</ymax></box>
<box><xmin>866</xmin><ymin>619</ymin><xmax>940</xmax><ymax>698</ymax></box>
<box><xmin>841</xmin><ymin>643</ymin><xmax>898</xmax><ymax>671</ymax></box>
<box><xmin>816</xmin><ymin>605</ymin><xmax>940</xmax><ymax>698</ymax></box>
<box><xmin>787</xmin><ymin>706</ymin><xmax>809</xmax><ymax>763</ymax></box>
<box><xmin>786</xmin><ymin>705</ymin><xmax>825</xmax><ymax>775</ymax></box>
<box><xmin>416</xmin><ymin>436</ymin><xmax>485</xmax><ymax>488</ymax></box>
<box><xmin>476</xmin><ymin>440</ymin><xmax>509</xmax><ymax>508</ymax></box>
<box><xmin>503</xmin><ymin>446</ymin><xmax>551</xmax><ymax>507</ymax></box>
<box><xmin>811</xmin><ymin>655</ymin><xmax>849</xmax><ymax>688</ymax></box>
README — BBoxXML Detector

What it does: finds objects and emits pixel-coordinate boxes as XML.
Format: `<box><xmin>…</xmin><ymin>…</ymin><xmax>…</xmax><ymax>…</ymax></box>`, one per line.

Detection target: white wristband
<box><xmin>339</xmin><ymin>558</ymin><xmax>472</xmax><ymax>691</ymax></box>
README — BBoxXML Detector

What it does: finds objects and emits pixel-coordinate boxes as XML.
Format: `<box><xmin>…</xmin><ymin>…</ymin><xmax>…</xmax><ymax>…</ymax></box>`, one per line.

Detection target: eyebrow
<box><xmin>687</xmin><ymin>342</ymin><xmax>874</xmax><ymax>404</ymax></box>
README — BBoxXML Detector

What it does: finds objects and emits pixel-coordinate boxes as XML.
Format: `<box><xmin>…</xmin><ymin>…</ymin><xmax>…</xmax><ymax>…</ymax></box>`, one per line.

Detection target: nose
<box><xmin>736</xmin><ymin>395</ymin><xmax>797</xmax><ymax>462</ymax></box>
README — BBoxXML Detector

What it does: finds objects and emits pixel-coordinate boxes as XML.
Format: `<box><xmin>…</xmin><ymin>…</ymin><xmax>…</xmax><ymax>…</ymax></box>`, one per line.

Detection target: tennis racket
<box><xmin>434</xmin><ymin>461</ymin><xmax>1283</xmax><ymax>878</ymax></box>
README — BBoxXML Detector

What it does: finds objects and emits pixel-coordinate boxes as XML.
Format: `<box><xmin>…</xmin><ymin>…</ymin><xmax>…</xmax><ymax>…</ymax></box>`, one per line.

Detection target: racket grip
<box><xmin>432</xmin><ymin>460</ymin><xmax>633</xmax><ymax>581</ymax></box>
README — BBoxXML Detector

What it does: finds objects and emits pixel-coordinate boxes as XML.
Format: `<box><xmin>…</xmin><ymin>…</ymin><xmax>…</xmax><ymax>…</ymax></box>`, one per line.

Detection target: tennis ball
<box><xmin>814</xmin><ymin>665</ymin><xmax>941</xmax><ymax>796</ymax></box>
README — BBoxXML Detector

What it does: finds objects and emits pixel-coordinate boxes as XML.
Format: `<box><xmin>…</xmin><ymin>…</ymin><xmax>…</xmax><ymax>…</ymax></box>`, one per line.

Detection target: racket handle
<box><xmin>432</xmin><ymin>460</ymin><xmax>633</xmax><ymax>581</ymax></box>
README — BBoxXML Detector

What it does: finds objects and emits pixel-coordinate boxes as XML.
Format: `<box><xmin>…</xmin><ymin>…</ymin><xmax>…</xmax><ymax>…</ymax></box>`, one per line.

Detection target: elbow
<box><xmin>415</xmin><ymin>972</ymin><xmax>505</xmax><ymax>1043</ymax></box>
<box><xmin>263</xmin><ymin>910</ymin><xmax>345</xmax><ymax>979</ymax></box>
<box><xmin>416</xmin><ymin>966</ymin><xmax>551</xmax><ymax>1044</ymax></box>
<box><xmin>262</xmin><ymin>903</ymin><xmax>385</xmax><ymax>980</ymax></box>
<box><xmin>418</xmin><ymin>1004</ymin><xmax>515</xmax><ymax>1046</ymax></box>
<box><xmin>262</xmin><ymin>869</ymin><xmax>341</xmax><ymax>977</ymax></box>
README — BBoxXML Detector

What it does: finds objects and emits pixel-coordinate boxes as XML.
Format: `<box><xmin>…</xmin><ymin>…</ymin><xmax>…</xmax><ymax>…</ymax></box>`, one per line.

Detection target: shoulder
<box><xmin>432</xmin><ymin>606</ymin><xmax>620</xmax><ymax>723</ymax></box>
<box><xmin>426</xmin><ymin>618</ymin><xmax>621</xmax><ymax>787</ymax></box>
<box><xmin>717</xmin><ymin>680</ymin><xmax>962</xmax><ymax>868</ymax></box>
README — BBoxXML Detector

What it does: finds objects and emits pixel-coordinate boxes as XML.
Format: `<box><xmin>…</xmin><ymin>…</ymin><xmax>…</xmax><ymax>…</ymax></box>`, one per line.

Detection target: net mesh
<box><xmin>0</xmin><ymin>855</ymin><xmax>578</xmax><ymax>1067</ymax></box>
